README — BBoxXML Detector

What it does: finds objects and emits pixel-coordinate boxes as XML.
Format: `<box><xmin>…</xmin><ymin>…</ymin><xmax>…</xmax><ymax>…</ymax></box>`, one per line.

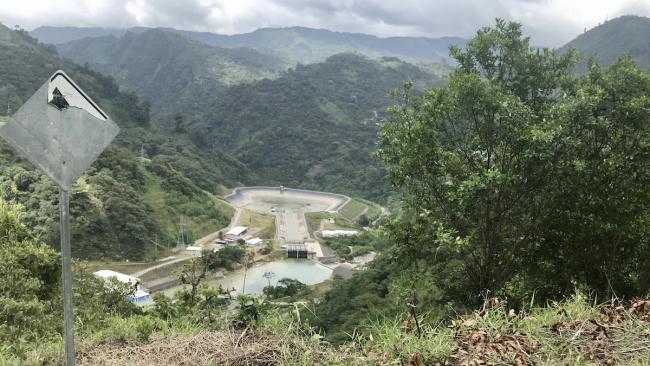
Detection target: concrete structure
<box><xmin>286</xmin><ymin>243</ymin><xmax>308</xmax><ymax>258</ymax></box>
<box><xmin>186</xmin><ymin>246</ymin><xmax>203</xmax><ymax>257</ymax></box>
<box><xmin>226</xmin><ymin>226</ymin><xmax>248</xmax><ymax>240</ymax></box>
<box><xmin>94</xmin><ymin>270</ymin><xmax>140</xmax><ymax>288</ymax></box>
<box><xmin>245</xmin><ymin>237</ymin><xmax>263</xmax><ymax>246</ymax></box>
<box><xmin>322</xmin><ymin>229</ymin><xmax>359</xmax><ymax>238</ymax></box>
<box><xmin>305</xmin><ymin>241</ymin><xmax>324</xmax><ymax>259</ymax></box>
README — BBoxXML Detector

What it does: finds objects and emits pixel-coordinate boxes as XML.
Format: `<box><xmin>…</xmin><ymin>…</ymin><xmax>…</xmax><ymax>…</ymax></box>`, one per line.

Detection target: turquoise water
<box><xmin>209</xmin><ymin>259</ymin><xmax>332</xmax><ymax>295</ymax></box>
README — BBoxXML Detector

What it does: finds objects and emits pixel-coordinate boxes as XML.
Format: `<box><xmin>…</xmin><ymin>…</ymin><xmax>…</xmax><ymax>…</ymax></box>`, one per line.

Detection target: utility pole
<box><xmin>139</xmin><ymin>144</ymin><xmax>145</xmax><ymax>167</ymax></box>
<box><xmin>176</xmin><ymin>215</ymin><xmax>186</xmax><ymax>249</ymax></box>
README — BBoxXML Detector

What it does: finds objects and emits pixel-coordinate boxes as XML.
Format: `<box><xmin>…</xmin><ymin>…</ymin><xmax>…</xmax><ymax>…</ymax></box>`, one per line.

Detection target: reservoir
<box><xmin>211</xmin><ymin>259</ymin><xmax>333</xmax><ymax>295</ymax></box>
<box><xmin>162</xmin><ymin>259</ymin><xmax>333</xmax><ymax>296</ymax></box>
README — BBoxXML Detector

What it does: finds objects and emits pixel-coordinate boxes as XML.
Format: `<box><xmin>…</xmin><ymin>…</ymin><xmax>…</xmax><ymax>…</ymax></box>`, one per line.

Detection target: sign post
<box><xmin>0</xmin><ymin>70</ymin><xmax>119</xmax><ymax>365</ymax></box>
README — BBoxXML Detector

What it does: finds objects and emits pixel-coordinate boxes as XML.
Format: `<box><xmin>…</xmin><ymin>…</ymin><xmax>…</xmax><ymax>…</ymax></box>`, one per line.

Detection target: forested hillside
<box><xmin>561</xmin><ymin>15</ymin><xmax>650</xmax><ymax>72</ymax></box>
<box><xmin>0</xmin><ymin>24</ymin><xmax>251</xmax><ymax>260</ymax></box>
<box><xmin>33</xmin><ymin>25</ymin><xmax>466</xmax><ymax>64</ymax></box>
<box><xmin>183</xmin><ymin>54</ymin><xmax>445</xmax><ymax>201</ymax></box>
<box><xmin>55</xmin><ymin>28</ymin><xmax>447</xmax><ymax>201</ymax></box>
<box><xmin>57</xmin><ymin>29</ymin><xmax>288</xmax><ymax>121</ymax></box>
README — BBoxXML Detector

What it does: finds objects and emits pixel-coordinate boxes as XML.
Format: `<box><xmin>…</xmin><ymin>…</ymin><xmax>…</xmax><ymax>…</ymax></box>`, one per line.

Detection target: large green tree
<box><xmin>377</xmin><ymin>20</ymin><xmax>650</xmax><ymax>306</ymax></box>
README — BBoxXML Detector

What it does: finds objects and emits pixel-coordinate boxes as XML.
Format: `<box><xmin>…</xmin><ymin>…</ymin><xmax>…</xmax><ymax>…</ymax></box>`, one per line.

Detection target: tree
<box><xmin>263</xmin><ymin>271</ymin><xmax>276</xmax><ymax>287</ymax></box>
<box><xmin>176</xmin><ymin>246</ymin><xmax>247</xmax><ymax>306</ymax></box>
<box><xmin>377</xmin><ymin>20</ymin><xmax>650</xmax><ymax>306</ymax></box>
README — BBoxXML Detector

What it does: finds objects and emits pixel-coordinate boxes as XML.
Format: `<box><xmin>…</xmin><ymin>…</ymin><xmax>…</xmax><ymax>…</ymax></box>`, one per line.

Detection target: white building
<box><xmin>226</xmin><ymin>226</ymin><xmax>248</xmax><ymax>240</ymax></box>
<box><xmin>94</xmin><ymin>270</ymin><xmax>153</xmax><ymax>307</ymax></box>
<box><xmin>322</xmin><ymin>229</ymin><xmax>358</xmax><ymax>238</ymax></box>
<box><xmin>186</xmin><ymin>246</ymin><xmax>203</xmax><ymax>257</ymax></box>
<box><xmin>94</xmin><ymin>269</ymin><xmax>140</xmax><ymax>289</ymax></box>
<box><xmin>245</xmin><ymin>237</ymin><xmax>263</xmax><ymax>246</ymax></box>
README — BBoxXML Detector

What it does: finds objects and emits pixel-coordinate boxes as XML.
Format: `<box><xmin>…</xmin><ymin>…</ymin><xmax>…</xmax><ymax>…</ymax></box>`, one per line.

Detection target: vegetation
<box><xmin>56</xmin><ymin>29</ymin><xmax>288</xmax><ymax>123</ymax></box>
<box><xmin>4</xmin><ymin>16</ymin><xmax>650</xmax><ymax>366</ymax></box>
<box><xmin>561</xmin><ymin>15</ymin><xmax>650</xmax><ymax>72</ymax></box>
<box><xmin>0</xmin><ymin>24</ymin><xmax>248</xmax><ymax>260</ymax></box>
<box><xmin>34</xmin><ymin>25</ymin><xmax>465</xmax><ymax>64</ymax></box>
<box><xmin>311</xmin><ymin>19</ymin><xmax>650</xmax><ymax>345</ymax></box>
<box><xmin>54</xmin><ymin>29</ymin><xmax>446</xmax><ymax>202</ymax></box>
<box><xmin>262</xmin><ymin>278</ymin><xmax>310</xmax><ymax>300</ymax></box>
<box><xmin>323</xmin><ymin>231</ymin><xmax>390</xmax><ymax>260</ymax></box>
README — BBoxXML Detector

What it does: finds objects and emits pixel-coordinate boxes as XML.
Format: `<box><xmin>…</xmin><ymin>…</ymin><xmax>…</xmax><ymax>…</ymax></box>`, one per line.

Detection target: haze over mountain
<box><xmin>32</xmin><ymin>25</ymin><xmax>465</xmax><ymax>64</ymax></box>
<box><xmin>56</xmin><ymin>29</ymin><xmax>288</xmax><ymax>119</ymax></box>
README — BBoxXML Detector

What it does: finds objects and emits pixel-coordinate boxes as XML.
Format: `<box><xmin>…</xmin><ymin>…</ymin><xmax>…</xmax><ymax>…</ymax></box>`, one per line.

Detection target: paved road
<box><xmin>131</xmin><ymin>256</ymin><xmax>190</xmax><ymax>278</ymax></box>
<box><xmin>283</xmin><ymin>208</ymin><xmax>299</xmax><ymax>242</ymax></box>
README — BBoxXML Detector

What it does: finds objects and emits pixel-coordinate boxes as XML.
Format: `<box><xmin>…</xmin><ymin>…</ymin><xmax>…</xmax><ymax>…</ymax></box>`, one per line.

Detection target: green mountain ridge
<box><xmin>561</xmin><ymin>15</ymin><xmax>650</xmax><ymax>71</ymax></box>
<box><xmin>55</xmin><ymin>27</ymin><xmax>448</xmax><ymax>201</ymax></box>
<box><xmin>56</xmin><ymin>29</ymin><xmax>288</xmax><ymax>121</ymax></box>
<box><xmin>0</xmin><ymin>24</ymin><xmax>250</xmax><ymax>260</ymax></box>
<box><xmin>31</xmin><ymin>25</ymin><xmax>467</xmax><ymax>64</ymax></box>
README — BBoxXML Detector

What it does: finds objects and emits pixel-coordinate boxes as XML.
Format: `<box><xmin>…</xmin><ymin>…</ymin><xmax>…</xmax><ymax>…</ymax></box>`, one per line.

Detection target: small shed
<box><xmin>226</xmin><ymin>226</ymin><xmax>248</xmax><ymax>240</ymax></box>
<box><xmin>94</xmin><ymin>269</ymin><xmax>140</xmax><ymax>289</ymax></box>
<box><xmin>186</xmin><ymin>246</ymin><xmax>203</xmax><ymax>257</ymax></box>
<box><xmin>322</xmin><ymin>230</ymin><xmax>358</xmax><ymax>238</ymax></box>
<box><xmin>245</xmin><ymin>237</ymin><xmax>263</xmax><ymax>246</ymax></box>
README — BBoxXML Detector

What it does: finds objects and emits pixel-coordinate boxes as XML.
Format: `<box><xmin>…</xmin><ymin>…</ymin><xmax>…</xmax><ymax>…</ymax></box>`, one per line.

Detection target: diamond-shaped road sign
<box><xmin>0</xmin><ymin>70</ymin><xmax>119</xmax><ymax>366</ymax></box>
<box><xmin>0</xmin><ymin>70</ymin><xmax>119</xmax><ymax>190</ymax></box>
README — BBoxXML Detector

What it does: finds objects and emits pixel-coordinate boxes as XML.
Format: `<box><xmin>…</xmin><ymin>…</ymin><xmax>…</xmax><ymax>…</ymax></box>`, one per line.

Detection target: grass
<box><xmin>238</xmin><ymin>209</ymin><xmax>276</xmax><ymax>239</ymax></box>
<box><xmin>142</xmin><ymin>171</ymin><xmax>235</xmax><ymax>246</ymax></box>
<box><xmin>305</xmin><ymin>212</ymin><xmax>357</xmax><ymax>237</ymax></box>
<box><xmin>339</xmin><ymin>198</ymin><xmax>382</xmax><ymax>223</ymax></box>
<box><xmin>17</xmin><ymin>293</ymin><xmax>650</xmax><ymax>365</ymax></box>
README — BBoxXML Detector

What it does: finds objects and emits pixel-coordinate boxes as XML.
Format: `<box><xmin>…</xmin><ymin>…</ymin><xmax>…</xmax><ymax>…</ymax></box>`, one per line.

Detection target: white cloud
<box><xmin>0</xmin><ymin>0</ymin><xmax>648</xmax><ymax>47</ymax></box>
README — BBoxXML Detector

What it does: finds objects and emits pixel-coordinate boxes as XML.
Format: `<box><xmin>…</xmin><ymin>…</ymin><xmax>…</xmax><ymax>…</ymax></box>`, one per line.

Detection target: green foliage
<box><xmin>89</xmin><ymin>315</ymin><xmax>165</xmax><ymax>344</ymax></box>
<box><xmin>324</xmin><ymin>231</ymin><xmax>388</xmax><ymax>260</ymax></box>
<box><xmin>377</xmin><ymin>19</ymin><xmax>650</xmax><ymax>308</ymax></box>
<box><xmin>53</xmin><ymin>28</ymin><xmax>445</xmax><ymax>202</ymax></box>
<box><xmin>0</xmin><ymin>195</ymin><xmax>140</xmax><ymax>360</ymax></box>
<box><xmin>263</xmin><ymin>278</ymin><xmax>310</xmax><ymax>299</ymax></box>
<box><xmin>236</xmin><ymin>295</ymin><xmax>270</xmax><ymax>326</ymax></box>
<box><xmin>56</xmin><ymin>29</ymin><xmax>288</xmax><ymax>123</ymax></box>
<box><xmin>0</xmin><ymin>23</ymin><xmax>248</xmax><ymax>260</ymax></box>
<box><xmin>561</xmin><ymin>15</ymin><xmax>650</xmax><ymax>73</ymax></box>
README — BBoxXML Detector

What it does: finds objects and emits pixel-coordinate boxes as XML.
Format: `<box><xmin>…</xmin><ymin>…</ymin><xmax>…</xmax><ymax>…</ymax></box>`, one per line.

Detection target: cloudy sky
<box><xmin>1</xmin><ymin>0</ymin><xmax>649</xmax><ymax>47</ymax></box>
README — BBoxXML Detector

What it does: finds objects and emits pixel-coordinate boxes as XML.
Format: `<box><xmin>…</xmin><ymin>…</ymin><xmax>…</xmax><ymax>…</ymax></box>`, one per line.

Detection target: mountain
<box><xmin>183</xmin><ymin>53</ymin><xmax>445</xmax><ymax>200</ymax></box>
<box><xmin>32</xmin><ymin>25</ymin><xmax>466</xmax><ymax>64</ymax></box>
<box><xmin>0</xmin><ymin>24</ymin><xmax>252</xmax><ymax>260</ymax></box>
<box><xmin>29</xmin><ymin>26</ymin><xmax>127</xmax><ymax>44</ymax></box>
<box><xmin>561</xmin><ymin>15</ymin><xmax>650</xmax><ymax>71</ymax></box>
<box><xmin>56</xmin><ymin>29</ymin><xmax>288</xmax><ymax>120</ymax></box>
<box><xmin>54</xmin><ymin>24</ymin><xmax>446</xmax><ymax>200</ymax></box>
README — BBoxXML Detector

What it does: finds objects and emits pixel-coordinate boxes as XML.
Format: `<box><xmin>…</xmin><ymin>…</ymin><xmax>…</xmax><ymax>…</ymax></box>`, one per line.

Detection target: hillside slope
<box><xmin>184</xmin><ymin>54</ymin><xmax>445</xmax><ymax>201</ymax></box>
<box><xmin>54</xmin><ymin>27</ymin><xmax>447</xmax><ymax>201</ymax></box>
<box><xmin>33</xmin><ymin>25</ymin><xmax>466</xmax><ymax>64</ymax></box>
<box><xmin>561</xmin><ymin>15</ymin><xmax>650</xmax><ymax>71</ymax></box>
<box><xmin>0</xmin><ymin>25</ymin><xmax>250</xmax><ymax>260</ymax></box>
<box><xmin>56</xmin><ymin>29</ymin><xmax>288</xmax><ymax>121</ymax></box>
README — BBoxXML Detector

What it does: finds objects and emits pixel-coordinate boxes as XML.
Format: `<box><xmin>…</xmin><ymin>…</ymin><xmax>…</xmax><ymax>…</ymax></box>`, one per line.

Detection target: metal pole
<box><xmin>59</xmin><ymin>189</ymin><xmax>75</xmax><ymax>365</ymax></box>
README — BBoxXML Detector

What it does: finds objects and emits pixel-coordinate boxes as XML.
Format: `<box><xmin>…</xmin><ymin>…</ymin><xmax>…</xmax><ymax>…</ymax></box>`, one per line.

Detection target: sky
<box><xmin>1</xmin><ymin>0</ymin><xmax>649</xmax><ymax>47</ymax></box>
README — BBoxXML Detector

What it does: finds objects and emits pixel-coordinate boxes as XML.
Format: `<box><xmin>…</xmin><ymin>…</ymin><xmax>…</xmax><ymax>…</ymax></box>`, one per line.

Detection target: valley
<box><xmin>2</xmin><ymin>10</ymin><xmax>650</xmax><ymax>365</ymax></box>
<box><xmin>136</xmin><ymin>186</ymin><xmax>378</xmax><ymax>297</ymax></box>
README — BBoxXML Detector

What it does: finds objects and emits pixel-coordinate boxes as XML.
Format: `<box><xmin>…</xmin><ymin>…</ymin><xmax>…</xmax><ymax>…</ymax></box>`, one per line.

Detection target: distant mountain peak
<box><xmin>31</xmin><ymin>25</ymin><xmax>466</xmax><ymax>64</ymax></box>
